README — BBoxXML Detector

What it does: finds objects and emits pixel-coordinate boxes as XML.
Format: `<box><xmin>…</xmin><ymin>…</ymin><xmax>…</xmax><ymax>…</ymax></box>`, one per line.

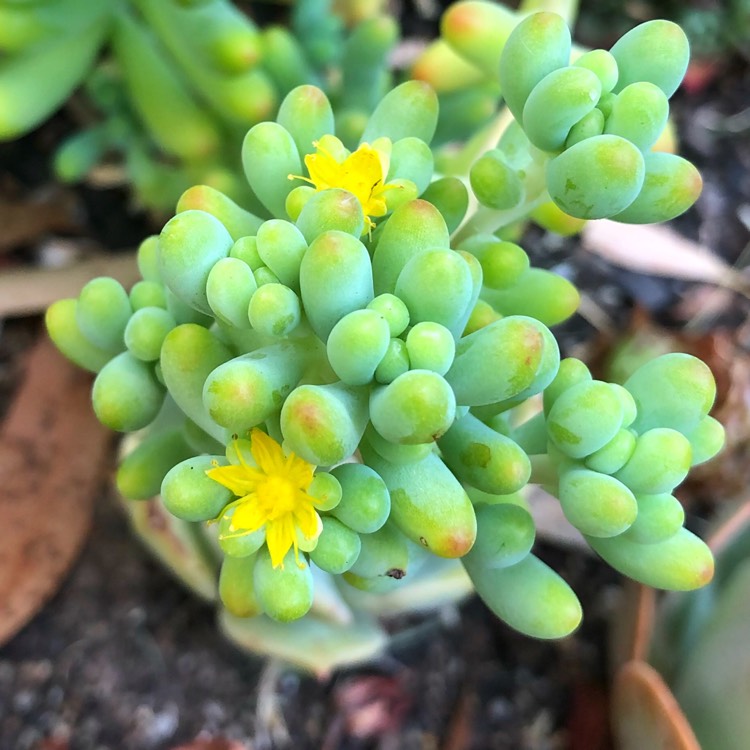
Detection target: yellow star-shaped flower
<box><xmin>206</xmin><ymin>429</ymin><xmax>322</xmax><ymax>568</ymax></box>
<box><xmin>290</xmin><ymin>139</ymin><xmax>398</xmax><ymax>234</ymax></box>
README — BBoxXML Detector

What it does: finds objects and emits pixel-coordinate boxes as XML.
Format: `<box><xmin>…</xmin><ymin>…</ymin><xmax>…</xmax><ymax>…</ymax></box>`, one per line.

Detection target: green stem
<box><xmin>529</xmin><ymin>454</ymin><xmax>559</xmax><ymax>486</ymax></box>
<box><xmin>438</xmin><ymin>106</ymin><xmax>516</xmax><ymax>178</ymax></box>
<box><xmin>451</xmin><ymin>127</ymin><xmax>553</xmax><ymax>243</ymax></box>
<box><xmin>453</xmin><ymin>188</ymin><xmax>550</xmax><ymax>244</ymax></box>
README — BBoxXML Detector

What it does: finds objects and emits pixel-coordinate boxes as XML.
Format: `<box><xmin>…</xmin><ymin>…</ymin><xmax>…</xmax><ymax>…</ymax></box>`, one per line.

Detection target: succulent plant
<box><xmin>0</xmin><ymin>0</ymin><xmax>394</xmax><ymax>211</ymax></box>
<box><xmin>44</xmin><ymin>7</ymin><xmax>724</xmax><ymax>674</ymax></box>
<box><xmin>573</xmin><ymin>0</ymin><xmax>750</xmax><ymax>63</ymax></box>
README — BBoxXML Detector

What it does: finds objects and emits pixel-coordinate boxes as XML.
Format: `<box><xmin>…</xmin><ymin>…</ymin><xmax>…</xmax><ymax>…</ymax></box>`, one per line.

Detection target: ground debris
<box><xmin>0</xmin><ymin>334</ymin><xmax>113</xmax><ymax>646</ymax></box>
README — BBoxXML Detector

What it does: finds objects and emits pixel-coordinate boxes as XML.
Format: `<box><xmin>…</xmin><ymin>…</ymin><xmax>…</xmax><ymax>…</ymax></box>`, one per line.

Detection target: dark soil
<box><xmin>0</xmin><ymin>475</ymin><xmax>617</xmax><ymax>750</ymax></box>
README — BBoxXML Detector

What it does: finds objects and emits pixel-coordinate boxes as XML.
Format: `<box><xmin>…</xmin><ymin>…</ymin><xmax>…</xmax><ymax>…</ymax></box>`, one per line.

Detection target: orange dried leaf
<box><xmin>0</xmin><ymin>335</ymin><xmax>113</xmax><ymax>645</ymax></box>
<box><xmin>612</xmin><ymin>661</ymin><xmax>701</xmax><ymax>750</ymax></box>
<box><xmin>610</xmin><ymin>581</ymin><xmax>657</xmax><ymax>671</ymax></box>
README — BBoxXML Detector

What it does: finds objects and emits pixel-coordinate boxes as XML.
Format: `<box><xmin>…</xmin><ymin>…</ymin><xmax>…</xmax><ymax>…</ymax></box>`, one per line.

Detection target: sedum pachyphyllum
<box><xmin>207</xmin><ymin>429</ymin><xmax>322</xmax><ymax>569</ymax></box>
<box><xmin>45</xmin><ymin>10</ymin><xmax>725</xmax><ymax>674</ymax></box>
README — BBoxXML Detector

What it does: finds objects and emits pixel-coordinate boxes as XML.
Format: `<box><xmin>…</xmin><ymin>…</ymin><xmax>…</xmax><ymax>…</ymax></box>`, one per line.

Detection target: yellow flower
<box><xmin>206</xmin><ymin>429</ymin><xmax>322</xmax><ymax>569</ymax></box>
<box><xmin>290</xmin><ymin>139</ymin><xmax>398</xmax><ymax>233</ymax></box>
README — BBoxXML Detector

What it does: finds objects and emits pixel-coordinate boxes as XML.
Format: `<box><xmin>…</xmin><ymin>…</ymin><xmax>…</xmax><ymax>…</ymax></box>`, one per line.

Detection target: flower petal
<box><xmin>231</xmin><ymin>497</ymin><xmax>267</xmax><ymax>533</ymax></box>
<box><xmin>206</xmin><ymin>465</ymin><xmax>261</xmax><ymax>496</ymax></box>
<box><xmin>228</xmin><ymin>438</ymin><xmax>257</xmax><ymax>468</ymax></box>
<box><xmin>285</xmin><ymin>452</ymin><xmax>315</xmax><ymax>489</ymax></box>
<box><xmin>295</xmin><ymin>512</ymin><xmax>323</xmax><ymax>553</ymax></box>
<box><xmin>266</xmin><ymin>515</ymin><xmax>294</xmax><ymax>569</ymax></box>
<box><xmin>304</xmin><ymin>151</ymin><xmax>340</xmax><ymax>190</ymax></box>
<box><xmin>293</xmin><ymin>499</ymin><xmax>321</xmax><ymax>540</ymax></box>
<box><xmin>250</xmin><ymin>429</ymin><xmax>285</xmax><ymax>475</ymax></box>
<box><xmin>345</xmin><ymin>145</ymin><xmax>382</xmax><ymax>183</ymax></box>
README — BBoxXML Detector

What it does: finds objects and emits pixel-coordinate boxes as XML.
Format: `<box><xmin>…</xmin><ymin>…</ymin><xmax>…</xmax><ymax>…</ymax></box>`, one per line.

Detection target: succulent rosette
<box><xmin>46</xmin><ymin>13</ymin><xmax>724</xmax><ymax>674</ymax></box>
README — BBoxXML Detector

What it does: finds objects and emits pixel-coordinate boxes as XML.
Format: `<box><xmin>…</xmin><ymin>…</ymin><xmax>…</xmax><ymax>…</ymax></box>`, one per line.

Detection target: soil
<box><xmin>0</xmin><ymin>476</ymin><xmax>617</xmax><ymax>750</ymax></box>
<box><xmin>0</xmin><ymin>5</ymin><xmax>749</xmax><ymax>749</ymax></box>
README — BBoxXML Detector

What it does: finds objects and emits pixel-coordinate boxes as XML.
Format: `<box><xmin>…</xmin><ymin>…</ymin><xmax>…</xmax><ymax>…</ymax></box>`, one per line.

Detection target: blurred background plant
<box><xmin>2</xmin><ymin>0</ymin><xmax>748</xmax><ymax>222</ymax></box>
<box><xmin>574</xmin><ymin>0</ymin><xmax>750</xmax><ymax>64</ymax></box>
<box><xmin>0</xmin><ymin>0</ymin><xmax>396</xmax><ymax>214</ymax></box>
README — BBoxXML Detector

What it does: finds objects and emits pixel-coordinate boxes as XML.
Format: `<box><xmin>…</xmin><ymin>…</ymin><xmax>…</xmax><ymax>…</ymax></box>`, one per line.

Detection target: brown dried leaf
<box><xmin>609</xmin><ymin>581</ymin><xmax>657</xmax><ymax>673</ymax></box>
<box><xmin>707</xmin><ymin>500</ymin><xmax>750</xmax><ymax>554</ymax></box>
<box><xmin>687</xmin><ymin>333</ymin><xmax>750</xmax><ymax>499</ymax></box>
<box><xmin>612</xmin><ymin>661</ymin><xmax>701</xmax><ymax>750</ymax></box>
<box><xmin>170</xmin><ymin>739</ymin><xmax>249</xmax><ymax>750</ymax></box>
<box><xmin>0</xmin><ymin>335</ymin><xmax>113</xmax><ymax>645</ymax></box>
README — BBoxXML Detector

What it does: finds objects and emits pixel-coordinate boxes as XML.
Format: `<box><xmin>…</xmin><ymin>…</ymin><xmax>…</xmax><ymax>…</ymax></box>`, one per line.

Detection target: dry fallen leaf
<box><xmin>686</xmin><ymin>331</ymin><xmax>750</xmax><ymax>500</ymax></box>
<box><xmin>0</xmin><ymin>251</ymin><xmax>139</xmax><ymax>318</ymax></box>
<box><xmin>608</xmin><ymin>580</ymin><xmax>657</xmax><ymax>673</ymax></box>
<box><xmin>528</xmin><ymin>486</ymin><xmax>589</xmax><ymax>552</ymax></box>
<box><xmin>612</xmin><ymin>661</ymin><xmax>701</xmax><ymax>750</ymax></box>
<box><xmin>707</xmin><ymin>500</ymin><xmax>750</xmax><ymax>554</ymax></box>
<box><xmin>581</xmin><ymin>220</ymin><xmax>750</xmax><ymax>296</ymax></box>
<box><xmin>0</xmin><ymin>334</ymin><xmax>113</xmax><ymax>645</ymax></box>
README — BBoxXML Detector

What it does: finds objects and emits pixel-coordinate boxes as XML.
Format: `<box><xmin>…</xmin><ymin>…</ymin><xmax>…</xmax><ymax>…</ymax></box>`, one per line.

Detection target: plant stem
<box><xmin>529</xmin><ymin>454</ymin><xmax>559</xmax><ymax>486</ymax></box>
<box><xmin>453</xmin><ymin>189</ymin><xmax>551</xmax><ymax>244</ymax></box>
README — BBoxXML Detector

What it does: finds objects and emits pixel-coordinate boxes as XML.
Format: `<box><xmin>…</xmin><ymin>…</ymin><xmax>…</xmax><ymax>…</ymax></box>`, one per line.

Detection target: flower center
<box><xmin>257</xmin><ymin>474</ymin><xmax>300</xmax><ymax>519</ymax></box>
<box><xmin>289</xmin><ymin>138</ymin><xmax>398</xmax><ymax>234</ymax></box>
<box><xmin>206</xmin><ymin>429</ymin><xmax>322</xmax><ymax>568</ymax></box>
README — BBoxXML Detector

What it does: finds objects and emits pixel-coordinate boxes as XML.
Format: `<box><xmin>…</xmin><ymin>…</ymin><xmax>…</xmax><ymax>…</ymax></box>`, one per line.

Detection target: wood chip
<box><xmin>334</xmin><ymin>675</ymin><xmax>413</xmax><ymax>739</ymax></box>
<box><xmin>440</xmin><ymin>690</ymin><xmax>476</xmax><ymax>750</ymax></box>
<box><xmin>0</xmin><ymin>251</ymin><xmax>138</xmax><ymax>318</ymax></box>
<box><xmin>0</xmin><ymin>334</ymin><xmax>114</xmax><ymax>646</ymax></box>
